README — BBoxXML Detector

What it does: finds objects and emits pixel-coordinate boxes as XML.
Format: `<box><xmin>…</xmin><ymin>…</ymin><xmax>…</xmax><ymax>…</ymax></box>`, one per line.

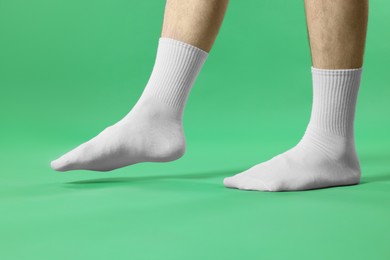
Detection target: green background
<box><xmin>1</xmin><ymin>0</ymin><xmax>390</xmax><ymax>259</ymax></box>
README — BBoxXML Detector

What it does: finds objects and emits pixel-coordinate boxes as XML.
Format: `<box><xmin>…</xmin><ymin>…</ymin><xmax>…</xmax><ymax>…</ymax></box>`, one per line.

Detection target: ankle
<box><xmin>128</xmin><ymin>96</ymin><xmax>184</xmax><ymax>123</ymax></box>
<box><xmin>301</xmin><ymin>126</ymin><xmax>360</xmax><ymax>169</ymax></box>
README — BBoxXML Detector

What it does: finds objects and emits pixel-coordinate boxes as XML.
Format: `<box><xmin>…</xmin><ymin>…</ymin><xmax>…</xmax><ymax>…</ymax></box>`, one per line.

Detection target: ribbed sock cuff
<box><xmin>311</xmin><ymin>66</ymin><xmax>362</xmax><ymax>75</ymax></box>
<box><xmin>309</xmin><ymin>67</ymin><xmax>362</xmax><ymax>137</ymax></box>
<box><xmin>142</xmin><ymin>37</ymin><xmax>208</xmax><ymax>111</ymax></box>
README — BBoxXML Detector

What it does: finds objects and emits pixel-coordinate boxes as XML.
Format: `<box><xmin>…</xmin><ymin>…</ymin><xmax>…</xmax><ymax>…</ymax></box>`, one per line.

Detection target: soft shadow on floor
<box><xmin>63</xmin><ymin>168</ymin><xmax>390</xmax><ymax>189</ymax></box>
<box><xmin>64</xmin><ymin>168</ymin><xmax>244</xmax><ymax>186</ymax></box>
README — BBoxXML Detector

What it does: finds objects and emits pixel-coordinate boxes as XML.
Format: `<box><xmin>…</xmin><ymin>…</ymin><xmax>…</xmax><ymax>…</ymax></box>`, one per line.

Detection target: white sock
<box><xmin>51</xmin><ymin>38</ymin><xmax>208</xmax><ymax>171</ymax></box>
<box><xmin>224</xmin><ymin>67</ymin><xmax>363</xmax><ymax>191</ymax></box>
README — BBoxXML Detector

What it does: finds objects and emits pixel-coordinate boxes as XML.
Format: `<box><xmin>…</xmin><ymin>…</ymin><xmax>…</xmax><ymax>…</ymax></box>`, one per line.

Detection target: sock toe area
<box><xmin>238</xmin><ymin>177</ymin><xmax>273</xmax><ymax>191</ymax></box>
<box><xmin>223</xmin><ymin>176</ymin><xmax>239</xmax><ymax>188</ymax></box>
<box><xmin>50</xmin><ymin>157</ymin><xmax>68</xmax><ymax>171</ymax></box>
<box><xmin>224</xmin><ymin>171</ymin><xmax>275</xmax><ymax>191</ymax></box>
<box><xmin>51</xmin><ymin>155</ymin><xmax>79</xmax><ymax>172</ymax></box>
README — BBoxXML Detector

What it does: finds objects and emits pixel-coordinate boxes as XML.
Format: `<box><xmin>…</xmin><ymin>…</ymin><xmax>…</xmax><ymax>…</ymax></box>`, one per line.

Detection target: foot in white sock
<box><xmin>224</xmin><ymin>68</ymin><xmax>362</xmax><ymax>191</ymax></box>
<box><xmin>51</xmin><ymin>38</ymin><xmax>208</xmax><ymax>172</ymax></box>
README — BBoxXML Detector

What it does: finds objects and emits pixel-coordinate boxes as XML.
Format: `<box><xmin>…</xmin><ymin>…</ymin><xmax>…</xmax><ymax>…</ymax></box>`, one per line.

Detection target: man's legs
<box><xmin>306</xmin><ymin>0</ymin><xmax>368</xmax><ymax>69</ymax></box>
<box><xmin>51</xmin><ymin>0</ymin><xmax>228</xmax><ymax>171</ymax></box>
<box><xmin>224</xmin><ymin>0</ymin><xmax>368</xmax><ymax>191</ymax></box>
<box><xmin>162</xmin><ymin>0</ymin><xmax>228</xmax><ymax>52</ymax></box>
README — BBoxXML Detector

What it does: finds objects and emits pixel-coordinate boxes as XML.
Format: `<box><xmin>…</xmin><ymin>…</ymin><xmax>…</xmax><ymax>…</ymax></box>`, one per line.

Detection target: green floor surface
<box><xmin>1</xmin><ymin>1</ymin><xmax>390</xmax><ymax>259</ymax></box>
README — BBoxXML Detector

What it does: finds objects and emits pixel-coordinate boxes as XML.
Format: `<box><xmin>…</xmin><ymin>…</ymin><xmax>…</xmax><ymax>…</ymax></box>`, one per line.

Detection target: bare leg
<box><xmin>51</xmin><ymin>1</ymin><xmax>228</xmax><ymax>172</ymax></box>
<box><xmin>305</xmin><ymin>0</ymin><xmax>368</xmax><ymax>69</ymax></box>
<box><xmin>162</xmin><ymin>0</ymin><xmax>228</xmax><ymax>52</ymax></box>
<box><xmin>224</xmin><ymin>0</ymin><xmax>369</xmax><ymax>191</ymax></box>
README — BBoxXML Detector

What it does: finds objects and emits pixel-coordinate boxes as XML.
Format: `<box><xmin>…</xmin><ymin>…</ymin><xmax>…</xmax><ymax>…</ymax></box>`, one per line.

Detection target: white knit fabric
<box><xmin>142</xmin><ymin>38</ymin><xmax>208</xmax><ymax>113</ymax></box>
<box><xmin>224</xmin><ymin>67</ymin><xmax>363</xmax><ymax>191</ymax></box>
<box><xmin>51</xmin><ymin>38</ymin><xmax>208</xmax><ymax>171</ymax></box>
<box><xmin>309</xmin><ymin>67</ymin><xmax>361</xmax><ymax>136</ymax></box>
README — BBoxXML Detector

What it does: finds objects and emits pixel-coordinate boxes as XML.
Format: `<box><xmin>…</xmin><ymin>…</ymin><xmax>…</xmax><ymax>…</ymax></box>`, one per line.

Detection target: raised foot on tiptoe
<box><xmin>51</xmin><ymin>98</ymin><xmax>186</xmax><ymax>172</ymax></box>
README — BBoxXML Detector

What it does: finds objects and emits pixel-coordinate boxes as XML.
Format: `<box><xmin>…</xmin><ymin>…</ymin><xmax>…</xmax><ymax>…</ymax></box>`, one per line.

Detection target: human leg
<box><xmin>51</xmin><ymin>0</ymin><xmax>229</xmax><ymax>171</ymax></box>
<box><xmin>224</xmin><ymin>0</ymin><xmax>368</xmax><ymax>191</ymax></box>
<box><xmin>162</xmin><ymin>0</ymin><xmax>229</xmax><ymax>52</ymax></box>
